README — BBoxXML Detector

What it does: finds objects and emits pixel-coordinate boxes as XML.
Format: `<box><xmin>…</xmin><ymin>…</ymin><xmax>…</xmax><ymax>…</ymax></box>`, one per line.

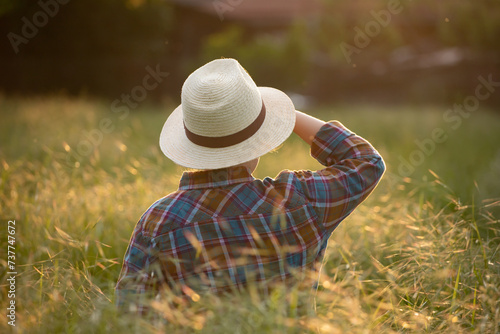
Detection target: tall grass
<box><xmin>0</xmin><ymin>96</ymin><xmax>499</xmax><ymax>333</ymax></box>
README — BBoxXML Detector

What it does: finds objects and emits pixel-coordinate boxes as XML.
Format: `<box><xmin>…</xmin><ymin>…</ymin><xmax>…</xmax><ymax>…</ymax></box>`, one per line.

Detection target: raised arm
<box><xmin>293</xmin><ymin>110</ymin><xmax>327</xmax><ymax>145</ymax></box>
<box><xmin>287</xmin><ymin>110</ymin><xmax>386</xmax><ymax>231</ymax></box>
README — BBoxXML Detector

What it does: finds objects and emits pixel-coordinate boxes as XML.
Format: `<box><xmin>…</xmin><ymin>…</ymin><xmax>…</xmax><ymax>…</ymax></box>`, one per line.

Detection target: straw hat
<box><xmin>159</xmin><ymin>59</ymin><xmax>296</xmax><ymax>170</ymax></box>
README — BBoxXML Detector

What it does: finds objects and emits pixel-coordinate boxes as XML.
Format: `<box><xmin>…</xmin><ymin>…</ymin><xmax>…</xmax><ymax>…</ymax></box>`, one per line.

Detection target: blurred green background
<box><xmin>1</xmin><ymin>0</ymin><xmax>499</xmax><ymax>106</ymax></box>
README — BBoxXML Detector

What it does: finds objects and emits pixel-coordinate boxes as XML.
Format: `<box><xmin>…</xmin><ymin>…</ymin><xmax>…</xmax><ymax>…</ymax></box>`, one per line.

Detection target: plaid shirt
<box><xmin>116</xmin><ymin>121</ymin><xmax>385</xmax><ymax>311</ymax></box>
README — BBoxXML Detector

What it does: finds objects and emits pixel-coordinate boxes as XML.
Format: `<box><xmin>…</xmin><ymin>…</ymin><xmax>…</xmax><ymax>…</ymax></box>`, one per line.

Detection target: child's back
<box><xmin>116</xmin><ymin>59</ymin><xmax>385</xmax><ymax>313</ymax></box>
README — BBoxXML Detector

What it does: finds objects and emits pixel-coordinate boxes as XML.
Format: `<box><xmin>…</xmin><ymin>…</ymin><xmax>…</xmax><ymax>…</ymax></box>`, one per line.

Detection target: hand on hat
<box><xmin>293</xmin><ymin>110</ymin><xmax>326</xmax><ymax>145</ymax></box>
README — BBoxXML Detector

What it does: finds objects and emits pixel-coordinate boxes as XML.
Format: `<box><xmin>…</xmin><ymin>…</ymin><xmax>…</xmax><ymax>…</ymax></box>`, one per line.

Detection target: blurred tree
<box><xmin>199</xmin><ymin>22</ymin><xmax>311</xmax><ymax>91</ymax></box>
<box><xmin>0</xmin><ymin>0</ymin><xmax>174</xmax><ymax>98</ymax></box>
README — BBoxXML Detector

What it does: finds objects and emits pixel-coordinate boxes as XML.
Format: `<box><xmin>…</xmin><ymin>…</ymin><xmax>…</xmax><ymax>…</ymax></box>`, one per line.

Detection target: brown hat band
<box><xmin>184</xmin><ymin>102</ymin><xmax>266</xmax><ymax>148</ymax></box>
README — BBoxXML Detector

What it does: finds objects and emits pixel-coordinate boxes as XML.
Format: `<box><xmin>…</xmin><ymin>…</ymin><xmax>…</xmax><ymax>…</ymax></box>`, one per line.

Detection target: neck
<box><xmin>236</xmin><ymin>158</ymin><xmax>259</xmax><ymax>174</ymax></box>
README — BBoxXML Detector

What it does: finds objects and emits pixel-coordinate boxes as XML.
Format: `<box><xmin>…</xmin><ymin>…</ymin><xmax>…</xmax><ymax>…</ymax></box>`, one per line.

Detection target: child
<box><xmin>116</xmin><ymin>58</ymin><xmax>385</xmax><ymax>313</ymax></box>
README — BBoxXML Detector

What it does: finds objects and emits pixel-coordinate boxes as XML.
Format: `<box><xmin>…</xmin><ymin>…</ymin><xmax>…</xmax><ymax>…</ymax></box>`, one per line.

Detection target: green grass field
<box><xmin>1</xmin><ymin>96</ymin><xmax>499</xmax><ymax>333</ymax></box>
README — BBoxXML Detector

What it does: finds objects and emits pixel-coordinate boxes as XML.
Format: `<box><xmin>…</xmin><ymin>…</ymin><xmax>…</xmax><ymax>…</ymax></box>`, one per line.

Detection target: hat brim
<box><xmin>159</xmin><ymin>87</ymin><xmax>296</xmax><ymax>170</ymax></box>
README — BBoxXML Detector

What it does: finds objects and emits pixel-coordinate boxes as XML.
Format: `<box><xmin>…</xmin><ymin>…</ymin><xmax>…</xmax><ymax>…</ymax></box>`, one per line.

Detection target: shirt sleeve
<box><xmin>292</xmin><ymin>121</ymin><xmax>385</xmax><ymax>230</ymax></box>
<box><xmin>115</xmin><ymin>223</ymin><xmax>157</xmax><ymax>314</ymax></box>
